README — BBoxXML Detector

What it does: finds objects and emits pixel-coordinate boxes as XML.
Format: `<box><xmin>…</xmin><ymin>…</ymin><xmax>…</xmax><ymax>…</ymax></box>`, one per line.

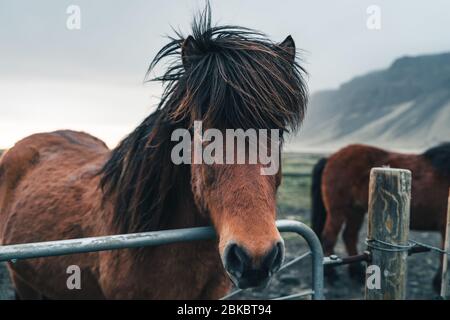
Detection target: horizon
<box><xmin>1</xmin><ymin>50</ymin><xmax>447</xmax><ymax>151</ymax></box>
<box><xmin>1</xmin><ymin>0</ymin><xmax>450</xmax><ymax>149</ymax></box>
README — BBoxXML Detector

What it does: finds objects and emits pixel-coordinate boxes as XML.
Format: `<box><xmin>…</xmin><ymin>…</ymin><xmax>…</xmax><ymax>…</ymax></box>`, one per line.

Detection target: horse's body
<box><xmin>0</xmin><ymin>130</ymin><xmax>227</xmax><ymax>299</ymax></box>
<box><xmin>312</xmin><ymin>143</ymin><xmax>450</xmax><ymax>285</ymax></box>
<box><xmin>0</xmin><ymin>6</ymin><xmax>307</xmax><ymax>299</ymax></box>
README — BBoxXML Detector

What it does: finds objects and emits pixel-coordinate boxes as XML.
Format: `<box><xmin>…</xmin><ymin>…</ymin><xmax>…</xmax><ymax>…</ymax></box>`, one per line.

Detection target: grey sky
<box><xmin>1</xmin><ymin>0</ymin><xmax>449</xmax><ymax>148</ymax></box>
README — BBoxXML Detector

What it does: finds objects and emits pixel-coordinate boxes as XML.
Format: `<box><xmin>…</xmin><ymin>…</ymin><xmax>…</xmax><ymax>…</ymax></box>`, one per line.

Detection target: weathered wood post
<box><xmin>365</xmin><ymin>168</ymin><xmax>411</xmax><ymax>300</ymax></box>
<box><xmin>440</xmin><ymin>189</ymin><xmax>450</xmax><ymax>298</ymax></box>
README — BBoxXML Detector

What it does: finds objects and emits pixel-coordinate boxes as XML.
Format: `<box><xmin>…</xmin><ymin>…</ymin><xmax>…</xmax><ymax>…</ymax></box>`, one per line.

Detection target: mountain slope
<box><xmin>291</xmin><ymin>52</ymin><xmax>450</xmax><ymax>152</ymax></box>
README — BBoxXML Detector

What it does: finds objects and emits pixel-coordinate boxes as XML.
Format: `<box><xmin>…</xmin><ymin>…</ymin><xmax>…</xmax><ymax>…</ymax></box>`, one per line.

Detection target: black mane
<box><xmin>146</xmin><ymin>4</ymin><xmax>307</xmax><ymax>131</ymax></box>
<box><xmin>100</xmin><ymin>4</ymin><xmax>308</xmax><ymax>233</ymax></box>
<box><xmin>422</xmin><ymin>142</ymin><xmax>450</xmax><ymax>177</ymax></box>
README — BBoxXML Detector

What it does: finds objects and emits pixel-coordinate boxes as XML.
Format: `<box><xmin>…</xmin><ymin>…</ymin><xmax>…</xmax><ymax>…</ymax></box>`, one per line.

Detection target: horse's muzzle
<box><xmin>222</xmin><ymin>241</ymin><xmax>284</xmax><ymax>289</ymax></box>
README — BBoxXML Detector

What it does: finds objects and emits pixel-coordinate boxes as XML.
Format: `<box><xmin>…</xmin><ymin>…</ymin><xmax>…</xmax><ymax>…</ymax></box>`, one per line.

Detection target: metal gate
<box><xmin>0</xmin><ymin>219</ymin><xmax>324</xmax><ymax>300</ymax></box>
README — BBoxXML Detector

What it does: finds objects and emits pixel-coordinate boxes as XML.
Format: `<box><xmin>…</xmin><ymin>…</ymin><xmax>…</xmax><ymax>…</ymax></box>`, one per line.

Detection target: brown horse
<box><xmin>311</xmin><ymin>143</ymin><xmax>450</xmax><ymax>288</ymax></box>
<box><xmin>0</xmin><ymin>7</ymin><xmax>308</xmax><ymax>299</ymax></box>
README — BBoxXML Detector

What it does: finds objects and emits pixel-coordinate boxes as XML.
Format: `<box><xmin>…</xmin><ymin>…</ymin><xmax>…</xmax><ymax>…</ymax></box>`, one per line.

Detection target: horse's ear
<box><xmin>279</xmin><ymin>35</ymin><xmax>296</xmax><ymax>63</ymax></box>
<box><xmin>182</xmin><ymin>35</ymin><xmax>199</xmax><ymax>70</ymax></box>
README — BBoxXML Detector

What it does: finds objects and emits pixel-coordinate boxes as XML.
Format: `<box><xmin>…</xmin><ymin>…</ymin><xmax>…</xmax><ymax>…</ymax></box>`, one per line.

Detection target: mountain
<box><xmin>289</xmin><ymin>52</ymin><xmax>450</xmax><ymax>152</ymax></box>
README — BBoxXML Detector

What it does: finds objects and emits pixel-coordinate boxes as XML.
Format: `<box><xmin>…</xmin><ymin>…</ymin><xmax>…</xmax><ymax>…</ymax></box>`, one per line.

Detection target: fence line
<box><xmin>0</xmin><ymin>219</ymin><xmax>324</xmax><ymax>300</ymax></box>
<box><xmin>1</xmin><ymin>166</ymin><xmax>448</xmax><ymax>300</ymax></box>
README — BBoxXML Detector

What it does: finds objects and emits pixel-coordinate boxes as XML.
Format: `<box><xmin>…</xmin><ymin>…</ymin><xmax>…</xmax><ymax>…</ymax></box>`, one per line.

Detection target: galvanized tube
<box><xmin>0</xmin><ymin>219</ymin><xmax>324</xmax><ymax>300</ymax></box>
<box><xmin>0</xmin><ymin>227</ymin><xmax>216</xmax><ymax>262</ymax></box>
<box><xmin>275</xmin><ymin>220</ymin><xmax>324</xmax><ymax>300</ymax></box>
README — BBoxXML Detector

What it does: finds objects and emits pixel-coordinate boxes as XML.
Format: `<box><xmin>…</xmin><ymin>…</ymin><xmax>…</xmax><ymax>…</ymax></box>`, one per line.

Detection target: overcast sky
<box><xmin>1</xmin><ymin>0</ymin><xmax>450</xmax><ymax>148</ymax></box>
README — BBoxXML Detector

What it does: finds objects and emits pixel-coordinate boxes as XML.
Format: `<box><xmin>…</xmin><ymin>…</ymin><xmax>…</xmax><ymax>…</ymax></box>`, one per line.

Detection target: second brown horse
<box><xmin>312</xmin><ymin>143</ymin><xmax>450</xmax><ymax>288</ymax></box>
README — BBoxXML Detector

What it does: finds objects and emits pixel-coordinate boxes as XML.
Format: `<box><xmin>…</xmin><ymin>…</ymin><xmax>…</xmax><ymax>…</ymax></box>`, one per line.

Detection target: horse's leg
<box><xmin>321</xmin><ymin>208</ymin><xmax>346</xmax><ymax>284</ymax></box>
<box><xmin>322</xmin><ymin>209</ymin><xmax>346</xmax><ymax>256</ymax></box>
<box><xmin>10</xmin><ymin>271</ymin><xmax>42</xmax><ymax>300</ymax></box>
<box><xmin>342</xmin><ymin>210</ymin><xmax>366</xmax><ymax>282</ymax></box>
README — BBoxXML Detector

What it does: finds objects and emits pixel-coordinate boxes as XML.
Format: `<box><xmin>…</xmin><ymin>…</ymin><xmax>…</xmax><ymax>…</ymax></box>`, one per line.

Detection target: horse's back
<box><xmin>322</xmin><ymin>144</ymin><xmax>388</xmax><ymax>209</ymax></box>
<box><xmin>327</xmin><ymin>144</ymin><xmax>388</xmax><ymax>166</ymax></box>
<box><xmin>0</xmin><ymin>130</ymin><xmax>109</xmax><ymax>241</ymax></box>
<box><xmin>322</xmin><ymin>143</ymin><xmax>448</xmax><ymax>231</ymax></box>
<box><xmin>0</xmin><ymin>130</ymin><xmax>109</xmax><ymax>298</ymax></box>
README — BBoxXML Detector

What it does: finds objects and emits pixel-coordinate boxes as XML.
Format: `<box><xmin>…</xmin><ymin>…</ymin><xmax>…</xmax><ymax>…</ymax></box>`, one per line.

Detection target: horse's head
<box><xmin>164</xmin><ymin>10</ymin><xmax>307</xmax><ymax>288</ymax></box>
<box><xmin>101</xmin><ymin>6</ymin><xmax>307</xmax><ymax>290</ymax></box>
<box><xmin>190</xmin><ymin>141</ymin><xmax>284</xmax><ymax>289</ymax></box>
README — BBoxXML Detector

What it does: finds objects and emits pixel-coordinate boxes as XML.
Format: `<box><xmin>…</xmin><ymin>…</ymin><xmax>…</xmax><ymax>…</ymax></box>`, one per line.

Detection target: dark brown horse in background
<box><xmin>0</xmin><ymin>7</ymin><xmax>308</xmax><ymax>299</ymax></box>
<box><xmin>312</xmin><ymin>143</ymin><xmax>450</xmax><ymax>289</ymax></box>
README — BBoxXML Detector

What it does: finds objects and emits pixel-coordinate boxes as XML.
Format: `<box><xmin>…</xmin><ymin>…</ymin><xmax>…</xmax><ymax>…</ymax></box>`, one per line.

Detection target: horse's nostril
<box><xmin>262</xmin><ymin>241</ymin><xmax>284</xmax><ymax>273</ymax></box>
<box><xmin>224</xmin><ymin>241</ymin><xmax>284</xmax><ymax>277</ymax></box>
<box><xmin>224</xmin><ymin>244</ymin><xmax>251</xmax><ymax>276</ymax></box>
<box><xmin>223</xmin><ymin>241</ymin><xmax>284</xmax><ymax>289</ymax></box>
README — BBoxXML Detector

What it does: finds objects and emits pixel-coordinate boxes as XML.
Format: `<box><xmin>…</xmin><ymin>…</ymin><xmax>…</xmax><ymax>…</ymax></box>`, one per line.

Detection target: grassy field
<box><xmin>277</xmin><ymin>152</ymin><xmax>325</xmax><ymax>224</ymax></box>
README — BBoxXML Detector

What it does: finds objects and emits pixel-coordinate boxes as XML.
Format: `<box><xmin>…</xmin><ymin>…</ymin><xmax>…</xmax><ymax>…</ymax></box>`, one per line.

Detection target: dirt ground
<box><xmin>0</xmin><ymin>208</ymin><xmax>443</xmax><ymax>300</ymax></box>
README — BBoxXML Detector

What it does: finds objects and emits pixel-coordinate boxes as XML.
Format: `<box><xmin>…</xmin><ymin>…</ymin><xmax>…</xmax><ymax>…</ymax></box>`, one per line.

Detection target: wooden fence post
<box><xmin>365</xmin><ymin>168</ymin><xmax>411</xmax><ymax>300</ymax></box>
<box><xmin>440</xmin><ymin>189</ymin><xmax>450</xmax><ymax>298</ymax></box>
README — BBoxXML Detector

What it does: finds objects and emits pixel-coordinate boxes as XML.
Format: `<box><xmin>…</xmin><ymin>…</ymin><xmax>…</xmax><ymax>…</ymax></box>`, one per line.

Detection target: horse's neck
<box><xmin>97</xmin><ymin>176</ymin><xmax>209</xmax><ymax>235</ymax></box>
<box><xmin>164</xmin><ymin>182</ymin><xmax>210</xmax><ymax>230</ymax></box>
<box><xmin>94</xmin><ymin>172</ymin><xmax>223</xmax><ymax>298</ymax></box>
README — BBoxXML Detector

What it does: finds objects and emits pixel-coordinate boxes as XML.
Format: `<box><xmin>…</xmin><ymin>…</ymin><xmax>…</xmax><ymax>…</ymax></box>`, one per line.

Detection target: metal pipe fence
<box><xmin>0</xmin><ymin>219</ymin><xmax>324</xmax><ymax>300</ymax></box>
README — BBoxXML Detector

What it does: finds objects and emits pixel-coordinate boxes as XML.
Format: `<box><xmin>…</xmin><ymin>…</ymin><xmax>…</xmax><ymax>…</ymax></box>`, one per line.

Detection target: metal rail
<box><xmin>0</xmin><ymin>219</ymin><xmax>324</xmax><ymax>300</ymax></box>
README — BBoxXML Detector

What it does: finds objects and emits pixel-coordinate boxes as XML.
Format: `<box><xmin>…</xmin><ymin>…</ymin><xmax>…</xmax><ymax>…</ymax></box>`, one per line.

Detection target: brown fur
<box><xmin>0</xmin><ymin>130</ymin><xmax>230</xmax><ymax>299</ymax></box>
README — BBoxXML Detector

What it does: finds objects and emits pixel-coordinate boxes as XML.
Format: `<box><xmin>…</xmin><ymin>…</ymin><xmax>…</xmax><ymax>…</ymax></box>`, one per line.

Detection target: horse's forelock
<box><xmin>146</xmin><ymin>3</ymin><xmax>308</xmax><ymax>133</ymax></box>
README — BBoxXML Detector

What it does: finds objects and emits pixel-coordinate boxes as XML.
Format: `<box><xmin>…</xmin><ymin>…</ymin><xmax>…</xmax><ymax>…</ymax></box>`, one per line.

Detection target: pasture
<box><xmin>0</xmin><ymin>150</ymin><xmax>441</xmax><ymax>299</ymax></box>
